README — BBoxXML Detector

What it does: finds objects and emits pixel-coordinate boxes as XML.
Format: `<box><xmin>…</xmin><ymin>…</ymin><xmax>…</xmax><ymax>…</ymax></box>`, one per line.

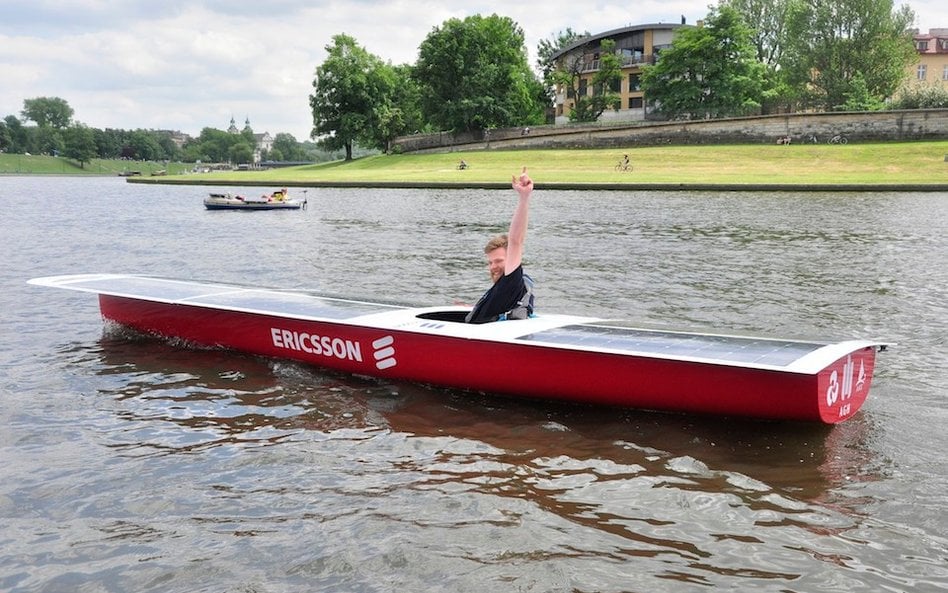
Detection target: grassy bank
<box><xmin>0</xmin><ymin>154</ymin><xmax>189</xmax><ymax>176</ymax></box>
<box><xmin>6</xmin><ymin>141</ymin><xmax>947</xmax><ymax>187</ymax></box>
<box><xmin>150</xmin><ymin>141</ymin><xmax>948</xmax><ymax>187</ymax></box>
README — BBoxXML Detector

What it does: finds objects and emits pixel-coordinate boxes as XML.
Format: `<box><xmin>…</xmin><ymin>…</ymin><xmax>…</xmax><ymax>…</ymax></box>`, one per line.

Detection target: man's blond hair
<box><xmin>484</xmin><ymin>233</ymin><xmax>508</xmax><ymax>254</ymax></box>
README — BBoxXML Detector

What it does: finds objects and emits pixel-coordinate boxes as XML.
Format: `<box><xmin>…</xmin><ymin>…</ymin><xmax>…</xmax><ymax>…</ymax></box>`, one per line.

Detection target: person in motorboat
<box><xmin>465</xmin><ymin>168</ymin><xmax>536</xmax><ymax>323</ymax></box>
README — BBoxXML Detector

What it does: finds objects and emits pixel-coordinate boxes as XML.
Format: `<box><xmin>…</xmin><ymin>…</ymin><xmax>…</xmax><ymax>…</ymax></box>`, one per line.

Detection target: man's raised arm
<box><xmin>505</xmin><ymin>167</ymin><xmax>533</xmax><ymax>276</ymax></box>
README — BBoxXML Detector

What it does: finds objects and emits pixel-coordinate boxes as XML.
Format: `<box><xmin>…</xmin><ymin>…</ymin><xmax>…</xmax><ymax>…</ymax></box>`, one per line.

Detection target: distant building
<box><xmin>906</xmin><ymin>28</ymin><xmax>948</xmax><ymax>90</ymax></box>
<box><xmin>550</xmin><ymin>23</ymin><xmax>685</xmax><ymax>124</ymax></box>
<box><xmin>227</xmin><ymin>116</ymin><xmax>273</xmax><ymax>163</ymax></box>
<box><xmin>253</xmin><ymin>132</ymin><xmax>273</xmax><ymax>156</ymax></box>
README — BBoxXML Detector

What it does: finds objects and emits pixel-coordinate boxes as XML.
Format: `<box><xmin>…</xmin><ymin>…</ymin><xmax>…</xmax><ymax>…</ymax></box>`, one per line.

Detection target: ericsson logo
<box><xmin>373</xmin><ymin>335</ymin><xmax>397</xmax><ymax>370</ymax></box>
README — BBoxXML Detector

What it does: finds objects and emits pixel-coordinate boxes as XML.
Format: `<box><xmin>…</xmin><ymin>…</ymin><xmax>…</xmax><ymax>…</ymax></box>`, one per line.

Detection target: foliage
<box><xmin>62</xmin><ymin>124</ymin><xmax>97</xmax><ymax>168</ymax></box>
<box><xmin>641</xmin><ymin>6</ymin><xmax>765</xmax><ymax>119</ymax></box>
<box><xmin>414</xmin><ymin>14</ymin><xmax>543</xmax><ymax>132</ymax></box>
<box><xmin>372</xmin><ymin>63</ymin><xmax>430</xmax><ymax>152</ymax></box>
<box><xmin>5</xmin><ymin>95</ymin><xmax>315</xmax><ymax>164</ymax></box>
<box><xmin>721</xmin><ymin>0</ymin><xmax>798</xmax><ymax>112</ymax></box>
<box><xmin>536</xmin><ymin>28</ymin><xmax>589</xmax><ymax>106</ymax></box>
<box><xmin>0</xmin><ymin>116</ymin><xmax>23</xmax><ymax>152</ymax></box>
<box><xmin>556</xmin><ymin>38</ymin><xmax>624</xmax><ymax>123</ymax></box>
<box><xmin>836</xmin><ymin>72</ymin><xmax>886</xmax><ymax>111</ymax></box>
<box><xmin>229</xmin><ymin>142</ymin><xmax>254</xmax><ymax>165</ymax></box>
<box><xmin>782</xmin><ymin>0</ymin><xmax>916</xmax><ymax>110</ymax></box>
<box><xmin>21</xmin><ymin>97</ymin><xmax>74</xmax><ymax>129</ymax></box>
<box><xmin>269</xmin><ymin>133</ymin><xmax>305</xmax><ymax>161</ymax></box>
<box><xmin>309</xmin><ymin>34</ymin><xmax>396</xmax><ymax>160</ymax></box>
<box><xmin>34</xmin><ymin>126</ymin><xmax>64</xmax><ymax>156</ymax></box>
<box><xmin>182</xmin><ymin>128</ymin><xmax>245</xmax><ymax>163</ymax></box>
<box><xmin>887</xmin><ymin>82</ymin><xmax>948</xmax><ymax>109</ymax></box>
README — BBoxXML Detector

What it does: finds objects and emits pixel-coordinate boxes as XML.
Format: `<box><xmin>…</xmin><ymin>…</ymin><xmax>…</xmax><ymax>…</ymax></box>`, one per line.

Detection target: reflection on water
<box><xmin>57</xmin><ymin>331</ymin><xmax>933</xmax><ymax>591</ymax></box>
<box><xmin>93</xmin><ymin>330</ymin><xmax>864</xmax><ymax>498</ymax></box>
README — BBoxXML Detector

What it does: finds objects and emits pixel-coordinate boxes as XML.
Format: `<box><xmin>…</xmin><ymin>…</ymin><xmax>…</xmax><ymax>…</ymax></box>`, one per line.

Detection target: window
<box><xmin>943</xmin><ymin>64</ymin><xmax>948</xmax><ymax>81</ymax></box>
<box><xmin>629</xmin><ymin>97</ymin><xmax>643</xmax><ymax>109</ymax></box>
<box><xmin>578</xmin><ymin>79</ymin><xmax>588</xmax><ymax>97</ymax></box>
<box><xmin>628</xmin><ymin>73</ymin><xmax>641</xmax><ymax>92</ymax></box>
<box><xmin>916</xmin><ymin>40</ymin><xmax>929</xmax><ymax>51</ymax></box>
<box><xmin>917</xmin><ymin>64</ymin><xmax>927</xmax><ymax>80</ymax></box>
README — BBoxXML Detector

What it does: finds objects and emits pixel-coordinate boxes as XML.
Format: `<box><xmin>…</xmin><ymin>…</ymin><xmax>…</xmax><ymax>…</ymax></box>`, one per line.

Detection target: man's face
<box><xmin>486</xmin><ymin>247</ymin><xmax>506</xmax><ymax>284</ymax></box>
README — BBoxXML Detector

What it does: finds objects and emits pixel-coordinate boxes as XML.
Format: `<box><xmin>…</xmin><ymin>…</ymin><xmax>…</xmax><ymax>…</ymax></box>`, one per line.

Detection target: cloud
<box><xmin>1</xmin><ymin>0</ymin><xmax>945</xmax><ymax>140</ymax></box>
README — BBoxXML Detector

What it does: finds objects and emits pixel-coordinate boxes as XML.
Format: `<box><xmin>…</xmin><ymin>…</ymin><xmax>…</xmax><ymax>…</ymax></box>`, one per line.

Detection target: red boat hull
<box><xmin>98</xmin><ymin>294</ymin><xmax>877</xmax><ymax>423</ymax></box>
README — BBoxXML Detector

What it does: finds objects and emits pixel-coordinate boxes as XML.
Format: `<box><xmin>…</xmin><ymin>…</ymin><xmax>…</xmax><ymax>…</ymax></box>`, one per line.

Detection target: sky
<box><xmin>2</xmin><ymin>0</ymin><xmax>945</xmax><ymax>141</ymax></box>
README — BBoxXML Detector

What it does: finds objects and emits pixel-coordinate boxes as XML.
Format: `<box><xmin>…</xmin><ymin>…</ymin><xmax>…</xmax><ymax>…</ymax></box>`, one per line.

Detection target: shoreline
<box><xmin>126</xmin><ymin>177</ymin><xmax>948</xmax><ymax>192</ymax></box>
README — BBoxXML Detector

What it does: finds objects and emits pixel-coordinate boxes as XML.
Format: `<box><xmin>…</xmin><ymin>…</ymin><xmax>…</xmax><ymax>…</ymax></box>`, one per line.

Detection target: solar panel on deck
<box><xmin>518</xmin><ymin>324</ymin><xmax>825</xmax><ymax>367</ymax></box>
<box><xmin>62</xmin><ymin>276</ymin><xmax>397</xmax><ymax>320</ymax></box>
<box><xmin>195</xmin><ymin>290</ymin><xmax>394</xmax><ymax>319</ymax></box>
<box><xmin>75</xmin><ymin>276</ymin><xmax>224</xmax><ymax>301</ymax></box>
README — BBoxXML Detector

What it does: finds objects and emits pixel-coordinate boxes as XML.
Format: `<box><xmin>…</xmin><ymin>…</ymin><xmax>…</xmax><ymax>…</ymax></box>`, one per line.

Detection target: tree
<box><xmin>229</xmin><ymin>142</ymin><xmax>254</xmax><ymax>164</ymax></box>
<box><xmin>63</xmin><ymin>124</ymin><xmax>97</xmax><ymax>168</ymax></box>
<box><xmin>554</xmin><ymin>38</ymin><xmax>624</xmax><ymax>123</ymax></box>
<box><xmin>184</xmin><ymin>127</ymin><xmax>240</xmax><ymax>162</ymax></box>
<box><xmin>0</xmin><ymin>119</ymin><xmax>11</xmax><ymax>153</ymax></box>
<box><xmin>1</xmin><ymin>115</ymin><xmax>29</xmax><ymax>153</ymax></box>
<box><xmin>310</xmin><ymin>34</ymin><xmax>392</xmax><ymax>160</ymax></box>
<box><xmin>94</xmin><ymin>128</ymin><xmax>124</xmax><ymax>158</ymax></box>
<box><xmin>640</xmin><ymin>6</ymin><xmax>766</xmax><ymax>119</ymax></box>
<box><xmin>782</xmin><ymin>0</ymin><xmax>916</xmax><ymax>110</ymax></box>
<box><xmin>837</xmin><ymin>72</ymin><xmax>885</xmax><ymax>111</ymax></box>
<box><xmin>126</xmin><ymin>130</ymin><xmax>164</xmax><ymax>161</ymax></box>
<box><xmin>33</xmin><ymin>126</ymin><xmax>64</xmax><ymax>156</ymax></box>
<box><xmin>414</xmin><ymin>14</ymin><xmax>543</xmax><ymax>132</ymax></box>
<box><xmin>271</xmin><ymin>133</ymin><xmax>303</xmax><ymax>161</ymax></box>
<box><xmin>722</xmin><ymin>0</ymin><xmax>797</xmax><ymax>112</ymax></box>
<box><xmin>21</xmin><ymin>97</ymin><xmax>74</xmax><ymax>129</ymax></box>
<box><xmin>370</xmin><ymin>63</ymin><xmax>428</xmax><ymax>152</ymax></box>
<box><xmin>536</xmin><ymin>28</ymin><xmax>589</xmax><ymax>105</ymax></box>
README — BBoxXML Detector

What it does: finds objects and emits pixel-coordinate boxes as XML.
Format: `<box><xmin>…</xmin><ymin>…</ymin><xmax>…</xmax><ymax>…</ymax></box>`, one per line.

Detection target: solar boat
<box><xmin>28</xmin><ymin>274</ymin><xmax>886</xmax><ymax>423</ymax></box>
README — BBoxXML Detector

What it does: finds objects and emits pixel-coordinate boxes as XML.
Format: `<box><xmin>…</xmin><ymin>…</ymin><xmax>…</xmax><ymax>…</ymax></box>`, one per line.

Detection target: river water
<box><xmin>1</xmin><ymin>176</ymin><xmax>946</xmax><ymax>592</ymax></box>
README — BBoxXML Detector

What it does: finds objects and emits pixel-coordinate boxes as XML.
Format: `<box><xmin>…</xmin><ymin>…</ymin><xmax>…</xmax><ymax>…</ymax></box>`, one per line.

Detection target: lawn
<box><xmin>163</xmin><ymin>141</ymin><xmax>948</xmax><ymax>186</ymax></box>
<box><xmin>0</xmin><ymin>154</ymin><xmax>189</xmax><ymax>176</ymax></box>
<box><xmin>5</xmin><ymin>141</ymin><xmax>947</xmax><ymax>186</ymax></box>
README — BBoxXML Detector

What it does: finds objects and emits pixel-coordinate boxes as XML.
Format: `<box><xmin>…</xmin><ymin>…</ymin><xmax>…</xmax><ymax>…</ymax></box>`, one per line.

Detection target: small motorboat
<box><xmin>204</xmin><ymin>188</ymin><xmax>305</xmax><ymax>210</ymax></box>
<box><xmin>28</xmin><ymin>274</ymin><xmax>887</xmax><ymax>423</ymax></box>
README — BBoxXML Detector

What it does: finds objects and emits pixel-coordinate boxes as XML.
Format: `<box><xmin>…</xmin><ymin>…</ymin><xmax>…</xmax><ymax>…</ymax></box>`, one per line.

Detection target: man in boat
<box><xmin>465</xmin><ymin>168</ymin><xmax>535</xmax><ymax>323</ymax></box>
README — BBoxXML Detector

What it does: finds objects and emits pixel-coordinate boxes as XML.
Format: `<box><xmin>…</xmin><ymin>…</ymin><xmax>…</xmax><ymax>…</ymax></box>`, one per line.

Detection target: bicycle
<box><xmin>614</xmin><ymin>156</ymin><xmax>632</xmax><ymax>172</ymax></box>
<box><xmin>806</xmin><ymin>134</ymin><xmax>819</xmax><ymax>144</ymax></box>
<box><xmin>829</xmin><ymin>134</ymin><xmax>848</xmax><ymax>145</ymax></box>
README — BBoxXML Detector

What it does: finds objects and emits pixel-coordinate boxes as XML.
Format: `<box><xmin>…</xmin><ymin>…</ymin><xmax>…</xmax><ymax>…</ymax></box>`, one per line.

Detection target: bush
<box><xmin>888</xmin><ymin>82</ymin><xmax>948</xmax><ymax>109</ymax></box>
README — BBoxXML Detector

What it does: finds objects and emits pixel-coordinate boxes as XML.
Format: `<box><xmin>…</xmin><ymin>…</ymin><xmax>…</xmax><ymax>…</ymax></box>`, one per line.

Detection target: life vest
<box><xmin>464</xmin><ymin>272</ymin><xmax>536</xmax><ymax>323</ymax></box>
<box><xmin>500</xmin><ymin>273</ymin><xmax>535</xmax><ymax>320</ymax></box>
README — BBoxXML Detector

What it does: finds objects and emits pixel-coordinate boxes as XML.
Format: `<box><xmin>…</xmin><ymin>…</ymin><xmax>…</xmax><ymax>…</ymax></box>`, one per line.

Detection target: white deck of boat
<box><xmin>28</xmin><ymin>274</ymin><xmax>881</xmax><ymax>374</ymax></box>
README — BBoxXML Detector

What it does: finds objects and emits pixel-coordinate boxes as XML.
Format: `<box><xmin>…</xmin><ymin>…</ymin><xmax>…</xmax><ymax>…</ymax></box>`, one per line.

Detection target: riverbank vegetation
<box><xmin>133</xmin><ymin>141</ymin><xmax>948</xmax><ymax>186</ymax></box>
<box><xmin>0</xmin><ymin>153</ymin><xmax>191</xmax><ymax>176</ymax></box>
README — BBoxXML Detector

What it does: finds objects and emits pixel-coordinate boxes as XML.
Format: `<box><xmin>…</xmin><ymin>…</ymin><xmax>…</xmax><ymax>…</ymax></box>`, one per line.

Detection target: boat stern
<box><xmin>815</xmin><ymin>344</ymin><xmax>883</xmax><ymax>423</ymax></box>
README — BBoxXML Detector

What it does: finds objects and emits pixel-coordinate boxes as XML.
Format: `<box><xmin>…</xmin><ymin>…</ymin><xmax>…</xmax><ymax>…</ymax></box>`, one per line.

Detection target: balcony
<box><xmin>576</xmin><ymin>53</ymin><xmax>657</xmax><ymax>73</ymax></box>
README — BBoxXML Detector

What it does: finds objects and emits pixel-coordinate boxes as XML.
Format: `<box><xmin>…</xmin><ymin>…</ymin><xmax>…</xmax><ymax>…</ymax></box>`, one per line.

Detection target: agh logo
<box><xmin>373</xmin><ymin>335</ymin><xmax>397</xmax><ymax>370</ymax></box>
<box><xmin>826</xmin><ymin>354</ymin><xmax>866</xmax><ymax>408</ymax></box>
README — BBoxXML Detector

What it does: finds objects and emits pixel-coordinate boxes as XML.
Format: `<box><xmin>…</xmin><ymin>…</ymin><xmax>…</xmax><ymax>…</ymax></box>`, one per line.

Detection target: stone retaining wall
<box><xmin>393</xmin><ymin>109</ymin><xmax>948</xmax><ymax>153</ymax></box>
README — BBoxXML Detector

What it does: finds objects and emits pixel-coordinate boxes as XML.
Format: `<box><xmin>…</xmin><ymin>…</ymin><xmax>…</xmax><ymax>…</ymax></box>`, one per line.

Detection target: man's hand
<box><xmin>512</xmin><ymin>166</ymin><xmax>533</xmax><ymax>197</ymax></box>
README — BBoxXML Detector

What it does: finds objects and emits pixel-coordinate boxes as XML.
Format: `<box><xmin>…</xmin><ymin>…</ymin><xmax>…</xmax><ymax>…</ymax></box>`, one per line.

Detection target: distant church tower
<box><xmin>227</xmin><ymin>116</ymin><xmax>238</xmax><ymax>134</ymax></box>
<box><xmin>242</xmin><ymin>116</ymin><xmax>253</xmax><ymax>134</ymax></box>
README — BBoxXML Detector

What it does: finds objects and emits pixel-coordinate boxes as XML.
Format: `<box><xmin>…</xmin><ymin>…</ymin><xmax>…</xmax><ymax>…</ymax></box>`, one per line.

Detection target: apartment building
<box><xmin>908</xmin><ymin>28</ymin><xmax>948</xmax><ymax>89</ymax></box>
<box><xmin>550</xmin><ymin>23</ymin><xmax>684</xmax><ymax>124</ymax></box>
